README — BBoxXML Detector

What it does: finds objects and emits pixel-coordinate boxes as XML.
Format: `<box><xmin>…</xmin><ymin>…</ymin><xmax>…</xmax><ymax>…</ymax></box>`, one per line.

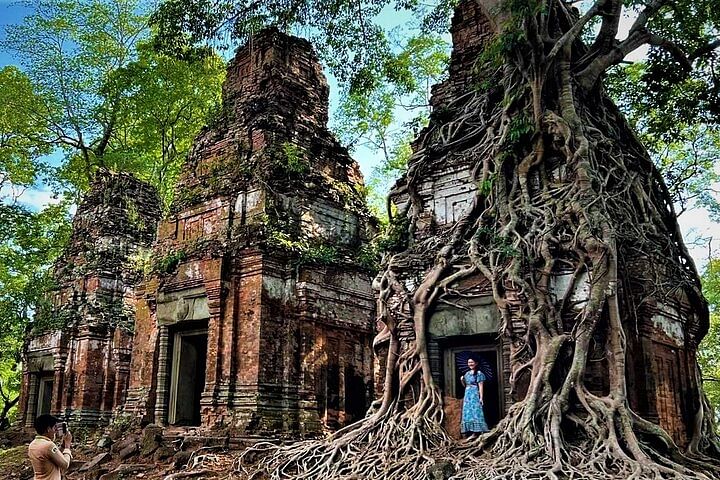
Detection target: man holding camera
<box><xmin>28</xmin><ymin>414</ymin><xmax>73</xmax><ymax>480</ymax></box>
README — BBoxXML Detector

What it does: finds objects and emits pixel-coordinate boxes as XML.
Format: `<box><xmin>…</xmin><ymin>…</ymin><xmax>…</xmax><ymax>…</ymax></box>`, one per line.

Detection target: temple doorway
<box><xmin>168</xmin><ymin>329</ymin><xmax>208</xmax><ymax>426</ymax></box>
<box><xmin>441</xmin><ymin>338</ymin><xmax>505</xmax><ymax>437</ymax></box>
<box><xmin>36</xmin><ymin>374</ymin><xmax>54</xmax><ymax>416</ymax></box>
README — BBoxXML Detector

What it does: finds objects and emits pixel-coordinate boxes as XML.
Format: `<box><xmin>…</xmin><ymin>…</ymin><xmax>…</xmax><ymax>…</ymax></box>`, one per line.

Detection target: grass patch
<box><xmin>0</xmin><ymin>445</ymin><xmax>32</xmax><ymax>476</ymax></box>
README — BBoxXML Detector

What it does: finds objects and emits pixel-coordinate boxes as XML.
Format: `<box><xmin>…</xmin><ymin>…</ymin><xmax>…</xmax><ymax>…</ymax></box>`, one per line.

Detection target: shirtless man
<box><xmin>28</xmin><ymin>414</ymin><xmax>73</xmax><ymax>480</ymax></box>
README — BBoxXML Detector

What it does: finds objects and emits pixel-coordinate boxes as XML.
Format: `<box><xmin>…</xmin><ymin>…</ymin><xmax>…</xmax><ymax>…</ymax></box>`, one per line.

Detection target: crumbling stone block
<box><xmin>78</xmin><ymin>452</ymin><xmax>111</xmax><ymax>473</ymax></box>
<box><xmin>139</xmin><ymin>424</ymin><xmax>163</xmax><ymax>457</ymax></box>
<box><xmin>153</xmin><ymin>445</ymin><xmax>177</xmax><ymax>463</ymax></box>
<box><xmin>96</xmin><ymin>435</ymin><xmax>113</xmax><ymax>449</ymax></box>
<box><xmin>110</xmin><ymin>434</ymin><xmax>138</xmax><ymax>455</ymax></box>
<box><xmin>118</xmin><ymin>442</ymin><xmax>139</xmax><ymax>460</ymax></box>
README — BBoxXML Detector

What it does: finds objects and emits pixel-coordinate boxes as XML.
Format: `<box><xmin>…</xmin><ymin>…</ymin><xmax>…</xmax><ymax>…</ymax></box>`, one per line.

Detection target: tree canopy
<box><xmin>2</xmin><ymin>0</ymin><xmax>224</xmax><ymax>207</ymax></box>
<box><xmin>0</xmin><ymin>203</ymin><xmax>71</xmax><ymax>428</ymax></box>
<box><xmin>0</xmin><ymin>66</ymin><xmax>53</xmax><ymax>200</ymax></box>
<box><xmin>700</xmin><ymin>257</ymin><xmax>720</xmax><ymax>417</ymax></box>
<box><xmin>0</xmin><ymin>0</ymin><xmax>223</xmax><ymax>427</ymax></box>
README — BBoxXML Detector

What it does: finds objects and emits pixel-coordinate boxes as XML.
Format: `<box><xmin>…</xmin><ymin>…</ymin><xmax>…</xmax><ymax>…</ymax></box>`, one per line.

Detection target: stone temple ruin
<box><xmin>385</xmin><ymin>0</ymin><xmax>708</xmax><ymax>446</ymax></box>
<box><xmin>20</xmin><ymin>28</ymin><xmax>376</xmax><ymax>436</ymax></box>
<box><xmin>19</xmin><ymin>170</ymin><xmax>161</xmax><ymax>428</ymax></box>
<box><xmin>123</xmin><ymin>29</ymin><xmax>376</xmax><ymax>435</ymax></box>
<box><xmin>18</xmin><ymin>1</ymin><xmax>707</xmax><ymax>448</ymax></box>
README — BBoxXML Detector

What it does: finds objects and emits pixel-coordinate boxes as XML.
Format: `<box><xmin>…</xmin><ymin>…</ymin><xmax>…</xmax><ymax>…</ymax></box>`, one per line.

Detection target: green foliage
<box><xmin>267</xmin><ymin>231</ymin><xmax>340</xmax><ymax>267</ymax></box>
<box><xmin>473</xmin><ymin>226</ymin><xmax>520</xmax><ymax>260</ymax></box>
<box><xmin>336</xmin><ymin>32</ymin><xmax>447</xmax><ymax>148</ymax></box>
<box><xmin>699</xmin><ymin>258</ymin><xmax>720</xmax><ymax>419</ymax></box>
<box><xmin>298</xmin><ymin>244</ymin><xmax>340</xmax><ymax>267</ymax></box>
<box><xmin>356</xmin><ymin>243</ymin><xmax>381</xmax><ymax>272</ymax></box>
<box><xmin>0</xmin><ymin>66</ymin><xmax>52</xmax><ymax>195</ymax></box>
<box><xmin>477</xmin><ymin>173</ymin><xmax>496</xmax><ymax>196</ymax></box>
<box><xmin>107</xmin><ymin>41</ymin><xmax>224</xmax><ymax>208</ymax></box>
<box><xmin>474</xmin><ymin>29</ymin><xmax>523</xmax><ymax>74</ymax></box>
<box><xmin>278</xmin><ymin>142</ymin><xmax>309</xmax><ymax>175</ymax></box>
<box><xmin>375</xmin><ymin>213</ymin><xmax>410</xmax><ymax>253</ymax></box>
<box><xmin>153</xmin><ymin>250</ymin><xmax>187</xmax><ymax>274</ymax></box>
<box><xmin>129</xmin><ymin>247</ymin><xmax>154</xmax><ymax>277</ymax></box>
<box><xmin>31</xmin><ymin>308</ymin><xmax>75</xmax><ymax>335</ymax></box>
<box><xmin>151</xmin><ymin>0</ymin><xmax>454</xmax><ymax>95</ymax></box>
<box><xmin>124</xmin><ymin>197</ymin><xmax>145</xmax><ymax>231</ymax></box>
<box><xmin>2</xmin><ymin>0</ymin><xmax>224</xmax><ymax>209</ymax></box>
<box><xmin>497</xmin><ymin>0</ymin><xmax>543</xmax><ymax>17</ymax></box>
<box><xmin>4</xmin><ymin>0</ymin><xmax>147</xmax><ymax>193</ymax></box>
<box><xmin>607</xmin><ymin>62</ymin><xmax>719</xmax><ymax>218</ymax></box>
<box><xmin>604</xmin><ymin>0</ymin><xmax>720</xmax><ymax>219</ymax></box>
<box><xmin>364</xmin><ymin>131</ymin><xmax>415</xmax><ymax>220</ymax></box>
<box><xmin>0</xmin><ymin>203</ymin><xmax>71</xmax><ymax>426</ymax></box>
<box><xmin>507</xmin><ymin>114</ymin><xmax>534</xmax><ymax>144</ymax></box>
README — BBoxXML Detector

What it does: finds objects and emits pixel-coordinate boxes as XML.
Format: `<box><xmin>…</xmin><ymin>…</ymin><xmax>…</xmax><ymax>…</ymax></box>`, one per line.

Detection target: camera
<box><xmin>57</xmin><ymin>422</ymin><xmax>67</xmax><ymax>435</ymax></box>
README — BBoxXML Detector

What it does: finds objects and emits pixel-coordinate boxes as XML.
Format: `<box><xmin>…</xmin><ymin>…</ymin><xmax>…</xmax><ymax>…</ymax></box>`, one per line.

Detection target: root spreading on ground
<box><xmin>234</xmin><ymin>1</ymin><xmax>720</xmax><ymax>478</ymax></box>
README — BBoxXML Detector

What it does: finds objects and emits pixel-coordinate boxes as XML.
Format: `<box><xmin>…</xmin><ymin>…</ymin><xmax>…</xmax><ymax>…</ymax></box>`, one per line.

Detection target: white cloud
<box><xmin>1</xmin><ymin>184</ymin><xmax>63</xmax><ymax>211</ymax></box>
<box><xmin>18</xmin><ymin>187</ymin><xmax>64</xmax><ymax>209</ymax></box>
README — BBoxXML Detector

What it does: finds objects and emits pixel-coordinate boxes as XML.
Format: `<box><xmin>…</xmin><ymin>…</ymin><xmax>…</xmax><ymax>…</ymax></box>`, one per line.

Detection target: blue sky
<box><xmin>0</xmin><ymin>1</ymin><xmax>30</xmax><ymax>65</ymax></box>
<box><xmin>0</xmin><ymin>1</ymin><xmax>409</xmax><ymax>201</ymax></box>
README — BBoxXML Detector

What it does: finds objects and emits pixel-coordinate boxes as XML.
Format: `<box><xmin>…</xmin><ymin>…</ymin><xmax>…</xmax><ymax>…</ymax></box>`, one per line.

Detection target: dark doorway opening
<box><xmin>168</xmin><ymin>329</ymin><xmax>208</xmax><ymax>426</ymax></box>
<box><xmin>36</xmin><ymin>375</ymin><xmax>54</xmax><ymax>416</ymax></box>
<box><xmin>344</xmin><ymin>365</ymin><xmax>367</xmax><ymax>424</ymax></box>
<box><xmin>443</xmin><ymin>341</ymin><xmax>504</xmax><ymax>429</ymax></box>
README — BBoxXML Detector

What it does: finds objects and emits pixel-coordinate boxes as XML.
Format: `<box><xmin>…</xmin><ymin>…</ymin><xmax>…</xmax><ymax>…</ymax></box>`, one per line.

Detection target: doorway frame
<box><xmin>442</xmin><ymin>343</ymin><xmax>505</xmax><ymax>417</ymax></box>
<box><xmin>35</xmin><ymin>374</ymin><xmax>54</xmax><ymax>417</ymax></box>
<box><xmin>168</xmin><ymin>328</ymin><xmax>208</xmax><ymax>425</ymax></box>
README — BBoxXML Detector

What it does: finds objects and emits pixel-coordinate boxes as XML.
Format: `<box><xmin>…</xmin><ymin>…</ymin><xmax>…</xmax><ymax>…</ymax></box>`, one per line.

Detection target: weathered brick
<box><xmin>19</xmin><ymin>171</ymin><xmax>161</xmax><ymax>429</ymax></box>
<box><xmin>124</xmin><ymin>28</ymin><xmax>376</xmax><ymax>436</ymax></box>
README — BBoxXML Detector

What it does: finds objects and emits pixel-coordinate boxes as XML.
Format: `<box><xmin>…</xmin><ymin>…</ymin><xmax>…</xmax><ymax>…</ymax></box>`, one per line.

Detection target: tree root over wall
<box><xmin>234</xmin><ymin>1</ymin><xmax>720</xmax><ymax>478</ymax></box>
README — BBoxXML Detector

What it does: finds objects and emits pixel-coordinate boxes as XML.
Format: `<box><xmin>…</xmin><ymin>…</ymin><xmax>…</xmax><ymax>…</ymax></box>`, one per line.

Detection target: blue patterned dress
<box><xmin>461</xmin><ymin>370</ymin><xmax>489</xmax><ymax>434</ymax></box>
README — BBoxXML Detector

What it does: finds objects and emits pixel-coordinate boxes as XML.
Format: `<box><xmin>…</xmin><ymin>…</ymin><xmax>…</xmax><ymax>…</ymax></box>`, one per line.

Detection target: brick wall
<box><xmin>21</xmin><ymin>171</ymin><xmax>161</xmax><ymax>428</ymax></box>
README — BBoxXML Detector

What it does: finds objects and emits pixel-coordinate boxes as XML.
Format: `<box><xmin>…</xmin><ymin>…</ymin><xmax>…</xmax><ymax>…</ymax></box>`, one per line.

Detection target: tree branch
<box><xmin>589</xmin><ymin>0</ymin><xmax>622</xmax><ymax>56</ymax></box>
<box><xmin>546</xmin><ymin>0</ymin><xmax>603</xmax><ymax>65</ymax></box>
<box><xmin>647</xmin><ymin>34</ymin><xmax>692</xmax><ymax>70</ymax></box>
<box><xmin>576</xmin><ymin>30</ymin><xmax>650</xmax><ymax>90</ymax></box>
<box><xmin>690</xmin><ymin>39</ymin><xmax>720</xmax><ymax>61</ymax></box>
<box><xmin>628</xmin><ymin>0</ymin><xmax>665</xmax><ymax>36</ymax></box>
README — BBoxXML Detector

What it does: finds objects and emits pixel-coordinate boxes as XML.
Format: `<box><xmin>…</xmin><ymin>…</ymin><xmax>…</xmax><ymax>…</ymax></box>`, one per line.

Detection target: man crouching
<box><xmin>28</xmin><ymin>414</ymin><xmax>73</xmax><ymax>480</ymax></box>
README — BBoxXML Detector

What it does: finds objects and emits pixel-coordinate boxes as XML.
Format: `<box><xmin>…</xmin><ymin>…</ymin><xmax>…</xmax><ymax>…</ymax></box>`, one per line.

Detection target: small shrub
<box><xmin>154</xmin><ymin>250</ymin><xmax>187</xmax><ymax>274</ymax></box>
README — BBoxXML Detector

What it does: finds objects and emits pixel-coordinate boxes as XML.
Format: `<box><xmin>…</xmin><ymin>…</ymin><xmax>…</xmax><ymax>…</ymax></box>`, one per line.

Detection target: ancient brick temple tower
<box><xmin>386</xmin><ymin>0</ymin><xmax>707</xmax><ymax>445</ymax></box>
<box><xmin>19</xmin><ymin>170</ymin><xmax>161</xmax><ymax>427</ymax></box>
<box><xmin>123</xmin><ymin>29</ymin><xmax>376</xmax><ymax>435</ymax></box>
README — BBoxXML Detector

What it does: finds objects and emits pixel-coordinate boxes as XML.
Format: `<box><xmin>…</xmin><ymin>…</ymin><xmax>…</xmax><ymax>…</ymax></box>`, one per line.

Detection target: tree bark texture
<box><xmin>236</xmin><ymin>1</ymin><xmax>720</xmax><ymax>478</ymax></box>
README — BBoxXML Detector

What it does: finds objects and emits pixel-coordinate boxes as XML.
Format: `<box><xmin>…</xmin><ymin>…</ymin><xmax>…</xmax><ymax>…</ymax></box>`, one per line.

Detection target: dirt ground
<box><xmin>0</xmin><ymin>426</ymin><xmax>244</xmax><ymax>480</ymax></box>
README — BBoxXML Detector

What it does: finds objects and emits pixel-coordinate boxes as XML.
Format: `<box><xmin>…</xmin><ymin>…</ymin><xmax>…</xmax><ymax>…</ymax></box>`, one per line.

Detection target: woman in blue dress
<box><xmin>461</xmin><ymin>357</ymin><xmax>489</xmax><ymax>437</ymax></box>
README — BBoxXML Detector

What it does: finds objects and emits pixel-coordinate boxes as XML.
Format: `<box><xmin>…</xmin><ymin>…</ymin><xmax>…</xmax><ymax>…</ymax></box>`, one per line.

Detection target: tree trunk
<box><xmin>237</xmin><ymin>1</ymin><xmax>720</xmax><ymax>478</ymax></box>
<box><xmin>0</xmin><ymin>395</ymin><xmax>19</xmax><ymax>431</ymax></box>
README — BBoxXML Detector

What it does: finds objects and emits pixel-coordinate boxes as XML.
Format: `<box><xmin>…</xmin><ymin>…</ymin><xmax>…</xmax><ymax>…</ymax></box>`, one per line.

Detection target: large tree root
<box><xmin>235</xmin><ymin>1</ymin><xmax>720</xmax><ymax>478</ymax></box>
<box><xmin>235</xmin><ymin>394</ymin><xmax>450</xmax><ymax>479</ymax></box>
